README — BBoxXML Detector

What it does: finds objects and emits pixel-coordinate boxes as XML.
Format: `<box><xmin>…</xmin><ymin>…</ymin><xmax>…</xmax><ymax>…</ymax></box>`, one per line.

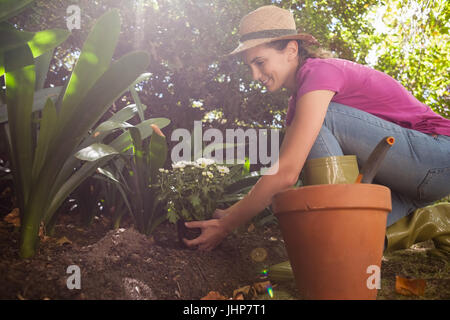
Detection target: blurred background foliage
<box><xmin>4</xmin><ymin>0</ymin><xmax>449</xmax><ymax>133</ymax></box>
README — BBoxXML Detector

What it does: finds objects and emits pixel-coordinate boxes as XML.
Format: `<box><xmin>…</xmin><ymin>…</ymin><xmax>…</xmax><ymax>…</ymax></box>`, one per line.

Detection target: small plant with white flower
<box><xmin>157</xmin><ymin>158</ymin><xmax>236</xmax><ymax>224</ymax></box>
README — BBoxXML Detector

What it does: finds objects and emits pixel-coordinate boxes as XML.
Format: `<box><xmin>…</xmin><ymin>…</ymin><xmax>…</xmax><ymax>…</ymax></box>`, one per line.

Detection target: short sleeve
<box><xmin>296</xmin><ymin>61</ymin><xmax>345</xmax><ymax>99</ymax></box>
<box><xmin>286</xmin><ymin>60</ymin><xmax>346</xmax><ymax>126</ymax></box>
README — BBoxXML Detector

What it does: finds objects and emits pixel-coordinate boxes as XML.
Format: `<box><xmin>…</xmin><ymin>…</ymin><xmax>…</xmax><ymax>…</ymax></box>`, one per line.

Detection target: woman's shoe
<box><xmin>385</xmin><ymin>202</ymin><xmax>450</xmax><ymax>257</ymax></box>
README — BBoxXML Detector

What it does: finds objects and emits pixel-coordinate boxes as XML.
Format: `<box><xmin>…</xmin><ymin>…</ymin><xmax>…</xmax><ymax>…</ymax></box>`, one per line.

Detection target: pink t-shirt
<box><xmin>286</xmin><ymin>58</ymin><xmax>450</xmax><ymax>136</ymax></box>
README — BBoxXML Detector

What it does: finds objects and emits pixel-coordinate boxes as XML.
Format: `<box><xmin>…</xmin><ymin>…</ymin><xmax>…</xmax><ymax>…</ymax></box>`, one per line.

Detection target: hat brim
<box><xmin>226</xmin><ymin>32</ymin><xmax>319</xmax><ymax>56</ymax></box>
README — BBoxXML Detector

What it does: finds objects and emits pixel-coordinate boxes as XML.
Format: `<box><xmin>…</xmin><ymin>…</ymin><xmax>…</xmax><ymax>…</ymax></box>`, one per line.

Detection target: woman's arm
<box><xmin>220</xmin><ymin>90</ymin><xmax>335</xmax><ymax>230</ymax></box>
<box><xmin>184</xmin><ymin>90</ymin><xmax>335</xmax><ymax>250</ymax></box>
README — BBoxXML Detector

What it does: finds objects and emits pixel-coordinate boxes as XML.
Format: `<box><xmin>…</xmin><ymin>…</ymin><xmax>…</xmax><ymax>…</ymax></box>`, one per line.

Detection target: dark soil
<box><xmin>0</xmin><ymin>210</ymin><xmax>448</xmax><ymax>300</ymax></box>
<box><xmin>0</xmin><ymin>212</ymin><xmax>289</xmax><ymax>300</ymax></box>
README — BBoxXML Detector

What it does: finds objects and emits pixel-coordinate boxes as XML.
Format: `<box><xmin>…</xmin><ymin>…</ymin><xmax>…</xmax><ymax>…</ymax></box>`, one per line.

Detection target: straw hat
<box><xmin>228</xmin><ymin>5</ymin><xmax>319</xmax><ymax>56</ymax></box>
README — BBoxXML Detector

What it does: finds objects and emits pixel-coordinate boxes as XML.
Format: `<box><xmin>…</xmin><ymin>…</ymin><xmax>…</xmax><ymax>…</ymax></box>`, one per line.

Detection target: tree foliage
<box><xmin>6</xmin><ymin>0</ymin><xmax>449</xmax><ymax>138</ymax></box>
<box><xmin>365</xmin><ymin>0</ymin><xmax>450</xmax><ymax>117</ymax></box>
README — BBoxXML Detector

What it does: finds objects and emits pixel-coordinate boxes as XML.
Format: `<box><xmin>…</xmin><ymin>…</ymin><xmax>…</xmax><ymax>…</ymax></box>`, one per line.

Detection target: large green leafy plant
<box><xmin>76</xmin><ymin>122</ymin><xmax>170</xmax><ymax>236</ymax></box>
<box><xmin>1</xmin><ymin>2</ymin><xmax>150</xmax><ymax>258</ymax></box>
<box><xmin>119</xmin><ymin>125</ymin><xmax>168</xmax><ymax>235</ymax></box>
<box><xmin>48</xmin><ymin>96</ymin><xmax>170</xmax><ymax>232</ymax></box>
<box><xmin>73</xmin><ymin>70</ymin><xmax>171</xmax><ymax>235</ymax></box>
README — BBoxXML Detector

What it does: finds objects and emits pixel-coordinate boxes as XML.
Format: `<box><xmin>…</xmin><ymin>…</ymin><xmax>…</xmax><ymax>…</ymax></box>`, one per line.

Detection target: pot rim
<box><xmin>272</xmin><ymin>183</ymin><xmax>392</xmax><ymax>215</ymax></box>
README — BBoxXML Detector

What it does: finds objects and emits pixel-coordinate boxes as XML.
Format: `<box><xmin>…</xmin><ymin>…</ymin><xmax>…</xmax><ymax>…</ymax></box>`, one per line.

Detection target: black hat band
<box><xmin>240</xmin><ymin>29</ymin><xmax>298</xmax><ymax>42</ymax></box>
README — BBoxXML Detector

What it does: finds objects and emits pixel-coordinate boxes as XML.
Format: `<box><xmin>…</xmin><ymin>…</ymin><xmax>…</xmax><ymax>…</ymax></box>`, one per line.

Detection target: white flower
<box><xmin>165</xmin><ymin>169</ymin><xmax>169</xmax><ymax>173</ymax></box>
<box><xmin>172</xmin><ymin>164</ymin><xmax>184</xmax><ymax>169</ymax></box>
<box><xmin>195</xmin><ymin>157</ymin><xmax>215</xmax><ymax>168</ymax></box>
<box><xmin>172</xmin><ymin>161</ymin><xmax>186</xmax><ymax>169</ymax></box>
<box><xmin>216</xmin><ymin>165</ymin><xmax>230</xmax><ymax>174</ymax></box>
<box><xmin>158</xmin><ymin>168</ymin><xmax>165</xmax><ymax>172</ymax></box>
<box><xmin>202</xmin><ymin>171</ymin><xmax>207</xmax><ymax>176</ymax></box>
<box><xmin>206</xmin><ymin>171</ymin><xmax>214</xmax><ymax>178</ymax></box>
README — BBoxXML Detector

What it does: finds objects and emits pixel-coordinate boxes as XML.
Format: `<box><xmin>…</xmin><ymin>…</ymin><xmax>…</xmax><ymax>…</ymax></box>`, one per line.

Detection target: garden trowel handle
<box><xmin>355</xmin><ymin>136</ymin><xmax>395</xmax><ymax>184</ymax></box>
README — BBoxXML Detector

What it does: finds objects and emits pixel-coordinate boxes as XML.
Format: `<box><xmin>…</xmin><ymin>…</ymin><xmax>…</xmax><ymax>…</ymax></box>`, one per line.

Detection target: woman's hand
<box><xmin>212</xmin><ymin>208</ymin><xmax>228</xmax><ymax>219</ymax></box>
<box><xmin>183</xmin><ymin>209</ymin><xmax>230</xmax><ymax>251</ymax></box>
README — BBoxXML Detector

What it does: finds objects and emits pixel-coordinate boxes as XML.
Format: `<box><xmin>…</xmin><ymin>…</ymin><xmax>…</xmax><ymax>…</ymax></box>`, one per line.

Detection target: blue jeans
<box><xmin>307</xmin><ymin>102</ymin><xmax>450</xmax><ymax>227</ymax></box>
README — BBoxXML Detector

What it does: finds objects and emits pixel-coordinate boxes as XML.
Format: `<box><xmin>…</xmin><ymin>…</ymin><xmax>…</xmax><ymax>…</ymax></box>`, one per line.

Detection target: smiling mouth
<box><xmin>262</xmin><ymin>78</ymin><xmax>271</xmax><ymax>86</ymax></box>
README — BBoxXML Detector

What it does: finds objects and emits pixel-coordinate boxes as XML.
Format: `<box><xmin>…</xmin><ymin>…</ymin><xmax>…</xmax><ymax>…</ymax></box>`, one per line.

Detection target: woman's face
<box><xmin>242</xmin><ymin>41</ymin><xmax>299</xmax><ymax>92</ymax></box>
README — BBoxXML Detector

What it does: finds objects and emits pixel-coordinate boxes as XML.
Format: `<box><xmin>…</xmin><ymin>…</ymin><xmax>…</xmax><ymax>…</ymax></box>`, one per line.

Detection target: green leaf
<box><xmin>148</xmin><ymin>131</ymin><xmax>167</xmax><ymax>183</ymax></box>
<box><xmin>0</xmin><ymin>79</ymin><xmax>5</xmax><ymax>104</ymax></box>
<box><xmin>129</xmin><ymin>72</ymin><xmax>152</xmax><ymax>122</ymax></box>
<box><xmin>0</xmin><ymin>27</ymin><xmax>34</xmax><ymax>55</ymax></box>
<box><xmin>77</xmin><ymin>117</ymin><xmax>137</xmax><ymax>159</ymax></box>
<box><xmin>181</xmin><ymin>208</ymin><xmax>190</xmax><ymax>220</ymax></box>
<box><xmin>75</xmin><ymin>143</ymin><xmax>119</xmax><ymax>162</ymax></box>
<box><xmin>128</xmin><ymin>127</ymin><xmax>148</xmax><ymax>197</ymax></box>
<box><xmin>92</xmin><ymin>120</ymin><xmax>134</xmax><ymax>139</ymax></box>
<box><xmin>32</xmin><ymin>86</ymin><xmax>62</xmax><ymax>112</ymax></box>
<box><xmin>4</xmin><ymin>42</ymin><xmax>34</xmax><ymax>72</ymax></box>
<box><xmin>129</xmin><ymin>86</ymin><xmax>145</xmax><ymax>122</ymax></box>
<box><xmin>108</xmin><ymin>103</ymin><xmax>147</xmax><ymax>123</ymax></box>
<box><xmin>224</xmin><ymin>174</ymin><xmax>259</xmax><ymax>194</ymax></box>
<box><xmin>189</xmin><ymin>194</ymin><xmax>201</xmax><ymax>207</ymax></box>
<box><xmin>131</xmin><ymin>72</ymin><xmax>152</xmax><ymax>87</ymax></box>
<box><xmin>34</xmin><ymin>50</ymin><xmax>53</xmax><ymax>90</ymax></box>
<box><xmin>0</xmin><ymin>86</ymin><xmax>62</xmax><ymax>124</ymax></box>
<box><xmin>0</xmin><ymin>24</ymin><xmax>68</xmax><ymax>59</ymax></box>
<box><xmin>243</xmin><ymin>157</ymin><xmax>250</xmax><ymax>175</ymax></box>
<box><xmin>146</xmin><ymin>214</ymin><xmax>167</xmax><ymax>236</ymax></box>
<box><xmin>0</xmin><ymin>53</ymin><xmax>4</xmax><ymax>75</ymax></box>
<box><xmin>52</xmin><ymin>51</ymin><xmax>150</xmax><ymax>174</ymax></box>
<box><xmin>31</xmin><ymin>98</ymin><xmax>57</xmax><ymax>185</ymax></box>
<box><xmin>27</xmin><ymin>29</ymin><xmax>70</xmax><ymax>58</ymax></box>
<box><xmin>129</xmin><ymin>127</ymin><xmax>143</xmax><ymax>156</ymax></box>
<box><xmin>59</xmin><ymin>9</ymin><xmax>121</xmax><ymax>127</ymax></box>
<box><xmin>110</xmin><ymin>179</ymin><xmax>134</xmax><ymax>225</ymax></box>
<box><xmin>4</xmin><ymin>44</ymin><xmax>35</xmax><ymax>209</ymax></box>
<box><xmin>44</xmin><ymin>154</ymin><xmax>117</xmax><ymax>225</ymax></box>
<box><xmin>51</xmin><ymin>118</ymin><xmax>164</xmax><ymax>209</ymax></box>
<box><xmin>110</xmin><ymin>117</ymin><xmax>170</xmax><ymax>152</ymax></box>
<box><xmin>0</xmin><ymin>0</ymin><xmax>35</xmax><ymax>22</ymax></box>
<box><xmin>96</xmin><ymin>167</ymin><xmax>120</xmax><ymax>184</ymax></box>
<box><xmin>167</xmin><ymin>209</ymin><xmax>178</xmax><ymax>224</ymax></box>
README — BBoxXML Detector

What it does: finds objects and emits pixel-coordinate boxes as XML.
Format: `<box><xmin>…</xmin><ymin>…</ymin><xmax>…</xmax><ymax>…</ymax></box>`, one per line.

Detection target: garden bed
<box><xmin>0</xmin><ymin>213</ymin><xmax>289</xmax><ymax>300</ymax></box>
<box><xmin>0</xmin><ymin>212</ymin><xmax>448</xmax><ymax>300</ymax></box>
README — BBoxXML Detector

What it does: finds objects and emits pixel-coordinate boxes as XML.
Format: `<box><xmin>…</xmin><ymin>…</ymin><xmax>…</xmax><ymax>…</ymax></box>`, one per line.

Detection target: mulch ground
<box><xmin>0</xmin><ymin>211</ymin><xmax>289</xmax><ymax>300</ymax></box>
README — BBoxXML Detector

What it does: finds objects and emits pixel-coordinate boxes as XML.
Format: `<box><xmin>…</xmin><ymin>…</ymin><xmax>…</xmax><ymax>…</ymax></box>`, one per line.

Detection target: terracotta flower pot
<box><xmin>273</xmin><ymin>184</ymin><xmax>391</xmax><ymax>300</ymax></box>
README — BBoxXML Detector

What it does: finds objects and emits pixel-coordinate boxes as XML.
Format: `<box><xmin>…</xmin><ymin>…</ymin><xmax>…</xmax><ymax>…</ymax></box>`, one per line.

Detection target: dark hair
<box><xmin>265</xmin><ymin>39</ymin><xmax>334</xmax><ymax>67</ymax></box>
